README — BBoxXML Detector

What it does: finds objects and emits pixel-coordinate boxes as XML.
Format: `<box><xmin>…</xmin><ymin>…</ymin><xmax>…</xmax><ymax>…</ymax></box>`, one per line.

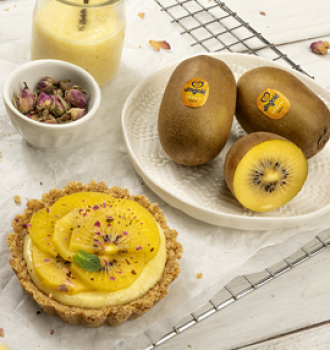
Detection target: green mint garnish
<box><xmin>73</xmin><ymin>250</ymin><xmax>101</xmax><ymax>272</ymax></box>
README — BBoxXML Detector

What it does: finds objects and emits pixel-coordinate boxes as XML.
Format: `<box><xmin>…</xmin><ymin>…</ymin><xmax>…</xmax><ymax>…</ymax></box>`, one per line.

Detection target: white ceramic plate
<box><xmin>121</xmin><ymin>53</ymin><xmax>330</xmax><ymax>230</ymax></box>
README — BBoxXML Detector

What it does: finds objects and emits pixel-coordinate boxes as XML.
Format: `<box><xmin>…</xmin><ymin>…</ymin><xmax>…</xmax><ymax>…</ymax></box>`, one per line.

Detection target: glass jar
<box><xmin>31</xmin><ymin>0</ymin><xmax>126</xmax><ymax>86</ymax></box>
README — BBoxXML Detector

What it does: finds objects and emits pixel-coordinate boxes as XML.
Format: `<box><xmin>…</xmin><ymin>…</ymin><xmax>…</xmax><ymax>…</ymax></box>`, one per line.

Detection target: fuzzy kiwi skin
<box><xmin>236</xmin><ymin>66</ymin><xmax>330</xmax><ymax>159</ymax></box>
<box><xmin>224</xmin><ymin>132</ymin><xmax>290</xmax><ymax>196</ymax></box>
<box><xmin>158</xmin><ymin>55</ymin><xmax>236</xmax><ymax>165</ymax></box>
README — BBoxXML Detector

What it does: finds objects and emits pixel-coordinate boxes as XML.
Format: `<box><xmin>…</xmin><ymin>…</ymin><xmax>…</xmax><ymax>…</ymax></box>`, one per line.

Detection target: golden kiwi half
<box><xmin>224</xmin><ymin>132</ymin><xmax>308</xmax><ymax>212</ymax></box>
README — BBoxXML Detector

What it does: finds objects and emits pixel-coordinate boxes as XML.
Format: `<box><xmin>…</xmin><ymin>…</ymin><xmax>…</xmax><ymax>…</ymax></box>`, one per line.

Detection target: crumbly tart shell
<box><xmin>7</xmin><ymin>180</ymin><xmax>183</xmax><ymax>328</ymax></box>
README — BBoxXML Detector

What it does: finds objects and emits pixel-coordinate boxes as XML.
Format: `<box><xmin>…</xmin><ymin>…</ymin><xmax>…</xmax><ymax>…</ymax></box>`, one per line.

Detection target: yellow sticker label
<box><xmin>181</xmin><ymin>78</ymin><xmax>209</xmax><ymax>108</ymax></box>
<box><xmin>257</xmin><ymin>88</ymin><xmax>291</xmax><ymax>120</ymax></box>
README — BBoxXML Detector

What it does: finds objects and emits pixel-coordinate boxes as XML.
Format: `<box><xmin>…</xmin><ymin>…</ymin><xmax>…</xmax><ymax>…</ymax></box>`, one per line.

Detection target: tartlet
<box><xmin>7</xmin><ymin>180</ymin><xmax>182</xmax><ymax>327</ymax></box>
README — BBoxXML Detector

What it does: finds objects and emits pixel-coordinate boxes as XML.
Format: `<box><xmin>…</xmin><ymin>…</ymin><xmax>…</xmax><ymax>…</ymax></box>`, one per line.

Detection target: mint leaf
<box><xmin>73</xmin><ymin>250</ymin><xmax>101</xmax><ymax>272</ymax></box>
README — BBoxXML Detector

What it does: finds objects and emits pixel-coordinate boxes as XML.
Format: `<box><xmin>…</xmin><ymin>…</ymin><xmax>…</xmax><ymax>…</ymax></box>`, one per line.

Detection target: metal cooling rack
<box><xmin>136</xmin><ymin>1</ymin><xmax>321</xmax><ymax>349</ymax></box>
<box><xmin>155</xmin><ymin>0</ymin><xmax>311</xmax><ymax>77</ymax></box>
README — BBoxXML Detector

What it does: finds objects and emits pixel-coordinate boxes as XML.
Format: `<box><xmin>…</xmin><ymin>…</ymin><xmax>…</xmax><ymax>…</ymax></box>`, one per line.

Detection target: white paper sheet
<box><xmin>0</xmin><ymin>1</ymin><xmax>329</xmax><ymax>350</ymax></box>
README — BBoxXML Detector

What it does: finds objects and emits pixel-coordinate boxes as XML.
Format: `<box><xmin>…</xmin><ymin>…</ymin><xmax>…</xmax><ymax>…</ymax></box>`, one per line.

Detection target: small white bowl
<box><xmin>3</xmin><ymin>59</ymin><xmax>101</xmax><ymax>150</ymax></box>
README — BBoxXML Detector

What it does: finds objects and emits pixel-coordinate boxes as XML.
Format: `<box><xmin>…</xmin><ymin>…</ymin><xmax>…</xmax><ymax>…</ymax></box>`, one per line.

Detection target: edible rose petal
<box><xmin>149</xmin><ymin>40</ymin><xmax>171</xmax><ymax>51</ymax></box>
<box><xmin>57</xmin><ymin>284</ymin><xmax>69</xmax><ymax>292</ymax></box>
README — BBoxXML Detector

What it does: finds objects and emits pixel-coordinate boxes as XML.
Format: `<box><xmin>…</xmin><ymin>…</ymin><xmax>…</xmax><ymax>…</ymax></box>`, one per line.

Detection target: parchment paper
<box><xmin>0</xmin><ymin>0</ymin><xmax>329</xmax><ymax>349</ymax></box>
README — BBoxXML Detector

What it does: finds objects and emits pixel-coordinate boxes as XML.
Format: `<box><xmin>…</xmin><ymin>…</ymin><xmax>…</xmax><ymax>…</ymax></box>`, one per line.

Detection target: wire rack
<box><xmin>155</xmin><ymin>0</ymin><xmax>311</xmax><ymax>77</ymax></box>
<box><xmin>135</xmin><ymin>1</ymin><xmax>320</xmax><ymax>349</ymax></box>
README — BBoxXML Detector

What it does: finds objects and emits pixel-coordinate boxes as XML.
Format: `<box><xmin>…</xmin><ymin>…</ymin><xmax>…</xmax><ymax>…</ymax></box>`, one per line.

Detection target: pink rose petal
<box><xmin>149</xmin><ymin>40</ymin><xmax>171</xmax><ymax>51</ymax></box>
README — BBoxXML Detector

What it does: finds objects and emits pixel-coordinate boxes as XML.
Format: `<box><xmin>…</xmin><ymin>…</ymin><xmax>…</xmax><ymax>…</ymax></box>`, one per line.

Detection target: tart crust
<box><xmin>7</xmin><ymin>180</ymin><xmax>183</xmax><ymax>327</ymax></box>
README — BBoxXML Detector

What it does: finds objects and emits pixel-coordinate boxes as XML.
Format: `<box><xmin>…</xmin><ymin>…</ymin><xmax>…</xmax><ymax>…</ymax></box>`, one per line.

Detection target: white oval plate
<box><xmin>121</xmin><ymin>53</ymin><xmax>330</xmax><ymax>230</ymax></box>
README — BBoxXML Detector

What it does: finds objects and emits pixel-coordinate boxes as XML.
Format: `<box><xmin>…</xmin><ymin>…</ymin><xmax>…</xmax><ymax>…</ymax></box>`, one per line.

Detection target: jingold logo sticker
<box><xmin>181</xmin><ymin>78</ymin><xmax>209</xmax><ymax>108</ymax></box>
<box><xmin>257</xmin><ymin>88</ymin><xmax>291</xmax><ymax>120</ymax></box>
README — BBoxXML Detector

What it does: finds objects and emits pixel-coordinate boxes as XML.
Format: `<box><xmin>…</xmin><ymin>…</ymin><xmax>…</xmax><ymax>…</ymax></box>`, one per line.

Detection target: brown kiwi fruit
<box><xmin>236</xmin><ymin>66</ymin><xmax>330</xmax><ymax>159</ymax></box>
<box><xmin>158</xmin><ymin>55</ymin><xmax>236</xmax><ymax>165</ymax></box>
<box><xmin>224</xmin><ymin>132</ymin><xmax>308</xmax><ymax>212</ymax></box>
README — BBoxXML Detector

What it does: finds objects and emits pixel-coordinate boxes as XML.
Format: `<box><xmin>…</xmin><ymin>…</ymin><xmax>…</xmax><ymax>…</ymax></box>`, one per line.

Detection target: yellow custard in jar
<box><xmin>31</xmin><ymin>0</ymin><xmax>126</xmax><ymax>85</ymax></box>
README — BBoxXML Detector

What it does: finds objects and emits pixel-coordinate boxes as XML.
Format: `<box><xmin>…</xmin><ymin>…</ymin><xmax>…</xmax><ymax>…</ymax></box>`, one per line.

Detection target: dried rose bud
<box><xmin>68</xmin><ymin>108</ymin><xmax>86</xmax><ymax>121</ymax></box>
<box><xmin>36</xmin><ymin>77</ymin><xmax>55</xmax><ymax>94</ymax></box>
<box><xmin>14</xmin><ymin>82</ymin><xmax>36</xmax><ymax>115</ymax></box>
<box><xmin>37</xmin><ymin>92</ymin><xmax>52</xmax><ymax>110</ymax></box>
<box><xmin>65</xmin><ymin>85</ymin><xmax>89</xmax><ymax>108</ymax></box>
<box><xmin>27</xmin><ymin>111</ymin><xmax>39</xmax><ymax>121</ymax></box>
<box><xmin>310</xmin><ymin>40</ymin><xmax>330</xmax><ymax>55</ymax></box>
<box><xmin>59</xmin><ymin>81</ymin><xmax>70</xmax><ymax>91</ymax></box>
<box><xmin>27</xmin><ymin>110</ymin><xmax>37</xmax><ymax>117</ymax></box>
<box><xmin>49</xmin><ymin>95</ymin><xmax>66</xmax><ymax>117</ymax></box>
<box><xmin>42</xmin><ymin>109</ymin><xmax>50</xmax><ymax>120</ymax></box>
<box><xmin>55</xmin><ymin>88</ymin><xmax>64</xmax><ymax>97</ymax></box>
<box><xmin>60</xmin><ymin>114</ymin><xmax>71</xmax><ymax>122</ymax></box>
<box><xmin>55</xmin><ymin>93</ymin><xmax>71</xmax><ymax>111</ymax></box>
<box><xmin>44</xmin><ymin>119</ymin><xmax>57</xmax><ymax>124</ymax></box>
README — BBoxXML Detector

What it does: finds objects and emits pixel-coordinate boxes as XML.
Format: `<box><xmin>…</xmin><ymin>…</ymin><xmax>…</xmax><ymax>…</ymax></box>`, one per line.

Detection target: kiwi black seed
<box><xmin>250</xmin><ymin>161</ymin><xmax>289</xmax><ymax>192</ymax></box>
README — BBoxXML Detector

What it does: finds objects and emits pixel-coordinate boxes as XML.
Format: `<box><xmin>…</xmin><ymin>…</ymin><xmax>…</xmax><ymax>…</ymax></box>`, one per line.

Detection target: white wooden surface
<box><xmin>159</xmin><ymin>0</ymin><xmax>330</xmax><ymax>349</ymax></box>
<box><xmin>160</xmin><ymin>247</ymin><xmax>330</xmax><ymax>350</ymax></box>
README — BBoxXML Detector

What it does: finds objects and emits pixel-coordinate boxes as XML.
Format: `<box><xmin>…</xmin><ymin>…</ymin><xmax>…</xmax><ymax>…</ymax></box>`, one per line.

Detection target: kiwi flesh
<box><xmin>158</xmin><ymin>55</ymin><xmax>236</xmax><ymax>165</ymax></box>
<box><xmin>224</xmin><ymin>132</ymin><xmax>308</xmax><ymax>212</ymax></box>
<box><xmin>236</xmin><ymin>66</ymin><xmax>330</xmax><ymax>159</ymax></box>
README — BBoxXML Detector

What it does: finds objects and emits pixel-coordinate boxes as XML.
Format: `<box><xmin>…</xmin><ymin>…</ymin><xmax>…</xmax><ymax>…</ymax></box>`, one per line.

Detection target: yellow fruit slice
<box><xmin>69</xmin><ymin>208</ymin><xmax>149</xmax><ymax>256</ymax></box>
<box><xmin>32</xmin><ymin>245</ymin><xmax>89</xmax><ymax>294</ymax></box>
<box><xmin>70</xmin><ymin>251</ymin><xmax>145</xmax><ymax>292</ymax></box>
<box><xmin>49</xmin><ymin>192</ymin><xmax>116</xmax><ymax>222</ymax></box>
<box><xmin>53</xmin><ymin>206</ymin><xmax>150</xmax><ymax>262</ymax></box>
<box><xmin>233</xmin><ymin>139</ymin><xmax>308</xmax><ymax>212</ymax></box>
<box><xmin>52</xmin><ymin>209</ymin><xmax>82</xmax><ymax>262</ymax></box>
<box><xmin>105</xmin><ymin>199</ymin><xmax>160</xmax><ymax>262</ymax></box>
<box><xmin>28</xmin><ymin>207</ymin><xmax>57</xmax><ymax>257</ymax></box>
